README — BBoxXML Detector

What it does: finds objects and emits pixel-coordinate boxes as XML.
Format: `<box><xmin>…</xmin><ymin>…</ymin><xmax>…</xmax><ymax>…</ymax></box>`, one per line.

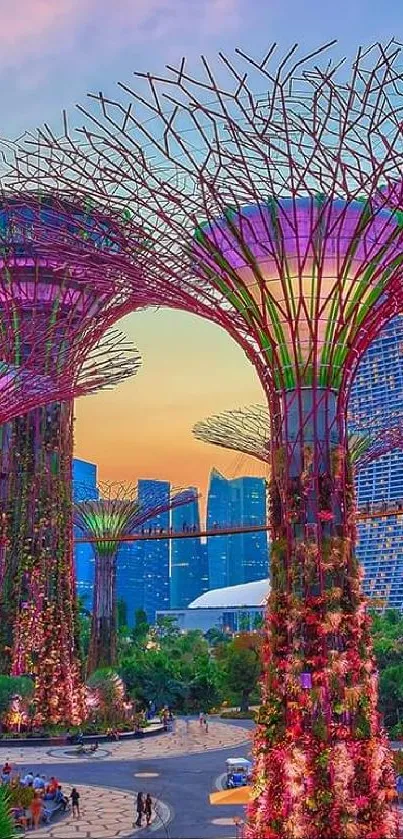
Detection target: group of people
<box><xmin>1</xmin><ymin>763</ymin><xmax>80</xmax><ymax>830</ymax></box>
<box><xmin>135</xmin><ymin>792</ymin><xmax>153</xmax><ymax>827</ymax></box>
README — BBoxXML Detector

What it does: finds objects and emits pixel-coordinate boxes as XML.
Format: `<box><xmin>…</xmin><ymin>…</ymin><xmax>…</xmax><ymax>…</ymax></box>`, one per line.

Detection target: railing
<box><xmin>74</xmin><ymin>522</ymin><xmax>271</xmax><ymax>543</ymax></box>
<box><xmin>74</xmin><ymin>502</ymin><xmax>403</xmax><ymax>543</ymax></box>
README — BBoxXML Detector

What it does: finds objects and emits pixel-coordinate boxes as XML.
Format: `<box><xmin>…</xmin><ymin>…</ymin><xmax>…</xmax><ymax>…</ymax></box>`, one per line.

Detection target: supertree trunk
<box><xmin>2</xmin><ymin>403</ymin><xmax>85</xmax><ymax>725</ymax></box>
<box><xmin>248</xmin><ymin>387</ymin><xmax>397</xmax><ymax>839</ymax></box>
<box><xmin>74</xmin><ymin>483</ymin><xmax>195</xmax><ymax>675</ymax></box>
<box><xmin>87</xmin><ymin>549</ymin><xmax>118</xmax><ymax>673</ymax></box>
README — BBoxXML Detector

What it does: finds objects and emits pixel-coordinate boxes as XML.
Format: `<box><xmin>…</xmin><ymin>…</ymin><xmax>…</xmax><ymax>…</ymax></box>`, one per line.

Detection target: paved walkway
<box><xmin>33</xmin><ymin>784</ymin><xmax>169</xmax><ymax>838</ymax></box>
<box><xmin>0</xmin><ymin>720</ymin><xmax>251</xmax><ymax>766</ymax></box>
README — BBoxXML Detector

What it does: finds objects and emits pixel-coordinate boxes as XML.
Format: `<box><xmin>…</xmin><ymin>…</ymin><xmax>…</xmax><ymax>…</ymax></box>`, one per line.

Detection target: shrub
<box><xmin>8</xmin><ymin>785</ymin><xmax>35</xmax><ymax>809</ymax></box>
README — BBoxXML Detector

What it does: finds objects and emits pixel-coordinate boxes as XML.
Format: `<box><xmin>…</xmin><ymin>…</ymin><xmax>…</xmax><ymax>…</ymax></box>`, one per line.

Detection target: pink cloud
<box><xmin>0</xmin><ymin>0</ymin><xmax>241</xmax><ymax>66</ymax></box>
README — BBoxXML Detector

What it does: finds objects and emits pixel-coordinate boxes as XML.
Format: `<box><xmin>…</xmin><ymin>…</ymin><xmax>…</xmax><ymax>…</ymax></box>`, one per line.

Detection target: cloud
<box><xmin>0</xmin><ymin>0</ymin><xmax>241</xmax><ymax>67</ymax></box>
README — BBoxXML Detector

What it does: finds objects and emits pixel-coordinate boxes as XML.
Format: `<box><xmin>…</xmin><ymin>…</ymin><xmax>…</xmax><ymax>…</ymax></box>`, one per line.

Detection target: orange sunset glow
<box><xmin>74</xmin><ymin>308</ymin><xmax>267</xmax><ymax>507</ymax></box>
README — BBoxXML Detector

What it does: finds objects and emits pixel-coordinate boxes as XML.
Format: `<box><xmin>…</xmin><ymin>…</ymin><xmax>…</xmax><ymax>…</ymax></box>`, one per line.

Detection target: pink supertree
<box><xmin>10</xmin><ymin>39</ymin><xmax>403</xmax><ymax>836</ymax></box>
<box><xmin>0</xmin><ymin>195</ymin><xmax>141</xmax><ymax>725</ymax></box>
<box><xmin>74</xmin><ymin>482</ymin><xmax>197</xmax><ymax>673</ymax></box>
<box><xmin>193</xmin><ymin>405</ymin><xmax>403</xmax><ymax>473</ymax></box>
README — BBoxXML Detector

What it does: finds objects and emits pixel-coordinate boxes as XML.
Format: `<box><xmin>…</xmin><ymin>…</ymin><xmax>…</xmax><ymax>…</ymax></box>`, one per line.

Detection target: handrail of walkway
<box><xmin>74</xmin><ymin>503</ymin><xmax>403</xmax><ymax>543</ymax></box>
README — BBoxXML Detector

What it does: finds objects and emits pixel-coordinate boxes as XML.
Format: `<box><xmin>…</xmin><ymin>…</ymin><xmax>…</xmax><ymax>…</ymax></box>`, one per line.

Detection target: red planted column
<box><xmin>248</xmin><ymin>387</ymin><xmax>397</xmax><ymax>838</ymax></box>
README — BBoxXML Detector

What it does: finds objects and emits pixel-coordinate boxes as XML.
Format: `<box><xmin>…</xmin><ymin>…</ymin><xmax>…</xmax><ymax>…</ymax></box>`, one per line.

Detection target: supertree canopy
<box><xmin>74</xmin><ymin>482</ymin><xmax>197</xmax><ymax>673</ymax></box>
<box><xmin>0</xmin><ymin>195</ymin><xmax>141</xmax><ymax>726</ymax></box>
<box><xmin>193</xmin><ymin>405</ymin><xmax>403</xmax><ymax>473</ymax></box>
<box><xmin>9</xmin><ymin>39</ymin><xmax>403</xmax><ymax>838</ymax></box>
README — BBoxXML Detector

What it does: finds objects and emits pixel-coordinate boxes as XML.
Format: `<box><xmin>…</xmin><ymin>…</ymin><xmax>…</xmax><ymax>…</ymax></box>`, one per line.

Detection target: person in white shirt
<box><xmin>22</xmin><ymin>771</ymin><xmax>34</xmax><ymax>786</ymax></box>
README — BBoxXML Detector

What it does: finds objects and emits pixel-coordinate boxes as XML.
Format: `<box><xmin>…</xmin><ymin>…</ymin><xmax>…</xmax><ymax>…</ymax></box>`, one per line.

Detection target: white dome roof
<box><xmin>188</xmin><ymin>578</ymin><xmax>270</xmax><ymax>609</ymax></box>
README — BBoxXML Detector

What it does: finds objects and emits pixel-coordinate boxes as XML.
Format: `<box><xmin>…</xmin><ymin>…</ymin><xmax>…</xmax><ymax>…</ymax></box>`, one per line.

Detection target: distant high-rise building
<box><xmin>206</xmin><ymin>468</ymin><xmax>268</xmax><ymax>591</ymax></box>
<box><xmin>349</xmin><ymin>315</ymin><xmax>403</xmax><ymax>610</ymax></box>
<box><xmin>199</xmin><ymin>543</ymin><xmax>209</xmax><ymax>598</ymax></box>
<box><xmin>229</xmin><ymin>476</ymin><xmax>269</xmax><ymax>586</ymax></box>
<box><xmin>170</xmin><ymin>489</ymin><xmax>204</xmax><ymax>608</ymax></box>
<box><xmin>206</xmin><ymin>468</ymin><xmax>232</xmax><ymax>590</ymax></box>
<box><xmin>139</xmin><ymin>479</ymin><xmax>171</xmax><ymax>624</ymax></box>
<box><xmin>72</xmin><ymin>458</ymin><xmax>98</xmax><ymax>601</ymax></box>
<box><xmin>116</xmin><ymin>540</ymin><xmax>145</xmax><ymax>626</ymax></box>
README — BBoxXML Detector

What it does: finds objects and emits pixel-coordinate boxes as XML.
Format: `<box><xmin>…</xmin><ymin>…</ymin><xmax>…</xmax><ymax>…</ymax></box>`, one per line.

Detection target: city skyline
<box><xmin>73</xmin><ymin>457</ymin><xmax>269</xmax><ymax>621</ymax></box>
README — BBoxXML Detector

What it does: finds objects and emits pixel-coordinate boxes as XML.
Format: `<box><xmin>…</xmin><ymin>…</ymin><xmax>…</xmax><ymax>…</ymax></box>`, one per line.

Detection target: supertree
<box><xmin>74</xmin><ymin>482</ymin><xmax>197</xmax><ymax>673</ymax></box>
<box><xmin>7</xmin><ymin>334</ymin><xmax>141</xmax><ymax>726</ymax></box>
<box><xmin>0</xmin><ymin>195</ymin><xmax>142</xmax><ymax>725</ymax></box>
<box><xmin>9</xmin><ymin>39</ymin><xmax>403</xmax><ymax>837</ymax></box>
<box><xmin>193</xmin><ymin>405</ymin><xmax>403</xmax><ymax>473</ymax></box>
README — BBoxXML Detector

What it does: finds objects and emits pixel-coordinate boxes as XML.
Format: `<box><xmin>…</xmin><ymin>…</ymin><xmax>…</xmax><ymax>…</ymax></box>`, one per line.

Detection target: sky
<box><xmin>1</xmin><ymin>0</ymin><xmax>402</xmax><ymax>503</ymax></box>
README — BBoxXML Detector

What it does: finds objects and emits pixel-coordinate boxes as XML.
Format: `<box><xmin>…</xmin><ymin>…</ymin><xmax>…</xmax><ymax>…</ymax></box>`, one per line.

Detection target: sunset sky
<box><xmin>1</xmin><ymin>0</ymin><xmax>402</xmax><ymax>502</ymax></box>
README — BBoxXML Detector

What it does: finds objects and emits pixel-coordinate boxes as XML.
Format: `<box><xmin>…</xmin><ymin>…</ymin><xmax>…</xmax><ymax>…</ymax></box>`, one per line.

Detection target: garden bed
<box><xmin>0</xmin><ymin>721</ymin><xmax>164</xmax><ymax>748</ymax></box>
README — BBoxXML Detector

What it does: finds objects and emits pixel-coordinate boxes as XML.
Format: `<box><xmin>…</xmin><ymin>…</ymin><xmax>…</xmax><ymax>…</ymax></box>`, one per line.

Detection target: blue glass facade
<box><xmin>349</xmin><ymin>315</ymin><xmax>403</xmax><ymax>610</ymax></box>
<box><xmin>138</xmin><ymin>479</ymin><xmax>171</xmax><ymax>624</ymax></box>
<box><xmin>72</xmin><ymin>458</ymin><xmax>98</xmax><ymax>602</ymax></box>
<box><xmin>229</xmin><ymin>476</ymin><xmax>269</xmax><ymax>585</ymax></box>
<box><xmin>206</xmin><ymin>468</ymin><xmax>268</xmax><ymax>590</ymax></box>
<box><xmin>206</xmin><ymin>469</ymin><xmax>232</xmax><ymax>590</ymax></box>
<box><xmin>115</xmin><ymin>479</ymin><xmax>172</xmax><ymax>625</ymax></box>
<box><xmin>170</xmin><ymin>489</ymin><xmax>205</xmax><ymax>609</ymax></box>
<box><xmin>116</xmin><ymin>540</ymin><xmax>145</xmax><ymax>626</ymax></box>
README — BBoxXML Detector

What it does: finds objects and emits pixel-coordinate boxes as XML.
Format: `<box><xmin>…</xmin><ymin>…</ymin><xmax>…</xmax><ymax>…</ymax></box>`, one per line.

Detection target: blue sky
<box><xmin>1</xmin><ymin>0</ymin><xmax>400</xmax><ymax>139</ymax></box>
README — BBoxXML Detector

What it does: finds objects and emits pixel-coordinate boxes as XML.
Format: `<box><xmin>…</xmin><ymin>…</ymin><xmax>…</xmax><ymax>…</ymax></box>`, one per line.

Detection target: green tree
<box><xmin>156</xmin><ymin>615</ymin><xmax>180</xmax><ymax>638</ymax></box>
<box><xmin>205</xmin><ymin>627</ymin><xmax>231</xmax><ymax>648</ymax></box>
<box><xmin>132</xmin><ymin>609</ymin><xmax>150</xmax><ymax>648</ymax></box>
<box><xmin>220</xmin><ymin>634</ymin><xmax>262</xmax><ymax>712</ymax></box>
<box><xmin>379</xmin><ymin>664</ymin><xmax>403</xmax><ymax>728</ymax></box>
<box><xmin>120</xmin><ymin>650</ymin><xmax>183</xmax><ymax>709</ymax></box>
<box><xmin>117</xmin><ymin>599</ymin><xmax>128</xmax><ymax>630</ymax></box>
<box><xmin>188</xmin><ymin>661</ymin><xmax>222</xmax><ymax>711</ymax></box>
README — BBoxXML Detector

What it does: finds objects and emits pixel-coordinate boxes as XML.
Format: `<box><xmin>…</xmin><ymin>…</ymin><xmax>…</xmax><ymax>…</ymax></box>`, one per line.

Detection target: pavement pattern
<box><xmin>0</xmin><ymin>719</ymin><xmax>252</xmax><ymax>766</ymax></box>
<box><xmin>32</xmin><ymin>784</ymin><xmax>168</xmax><ymax>839</ymax></box>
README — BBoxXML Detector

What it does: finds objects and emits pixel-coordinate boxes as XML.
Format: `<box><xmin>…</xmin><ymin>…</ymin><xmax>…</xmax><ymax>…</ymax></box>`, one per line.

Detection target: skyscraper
<box><xmin>72</xmin><ymin>458</ymin><xmax>98</xmax><ymax>601</ymax></box>
<box><xmin>229</xmin><ymin>476</ymin><xmax>269</xmax><ymax>586</ymax></box>
<box><xmin>116</xmin><ymin>540</ymin><xmax>145</xmax><ymax>626</ymax></box>
<box><xmin>206</xmin><ymin>468</ymin><xmax>268</xmax><ymax>591</ymax></box>
<box><xmin>138</xmin><ymin>479</ymin><xmax>171</xmax><ymax>624</ymax></box>
<box><xmin>170</xmin><ymin>489</ymin><xmax>204</xmax><ymax>608</ymax></box>
<box><xmin>206</xmin><ymin>468</ymin><xmax>232</xmax><ymax>590</ymax></box>
<box><xmin>350</xmin><ymin>315</ymin><xmax>403</xmax><ymax>610</ymax></box>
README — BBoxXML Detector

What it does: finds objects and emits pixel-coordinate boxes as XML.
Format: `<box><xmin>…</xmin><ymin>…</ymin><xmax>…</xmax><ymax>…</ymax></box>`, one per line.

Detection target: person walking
<box><xmin>136</xmin><ymin>791</ymin><xmax>144</xmax><ymax>827</ymax></box>
<box><xmin>70</xmin><ymin>788</ymin><xmax>80</xmax><ymax>819</ymax></box>
<box><xmin>144</xmin><ymin>793</ymin><xmax>152</xmax><ymax>826</ymax></box>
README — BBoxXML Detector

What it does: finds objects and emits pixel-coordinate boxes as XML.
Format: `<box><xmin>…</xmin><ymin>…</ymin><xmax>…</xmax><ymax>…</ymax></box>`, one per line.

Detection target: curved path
<box><xmin>0</xmin><ymin>719</ymin><xmax>251</xmax><ymax>766</ymax></box>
